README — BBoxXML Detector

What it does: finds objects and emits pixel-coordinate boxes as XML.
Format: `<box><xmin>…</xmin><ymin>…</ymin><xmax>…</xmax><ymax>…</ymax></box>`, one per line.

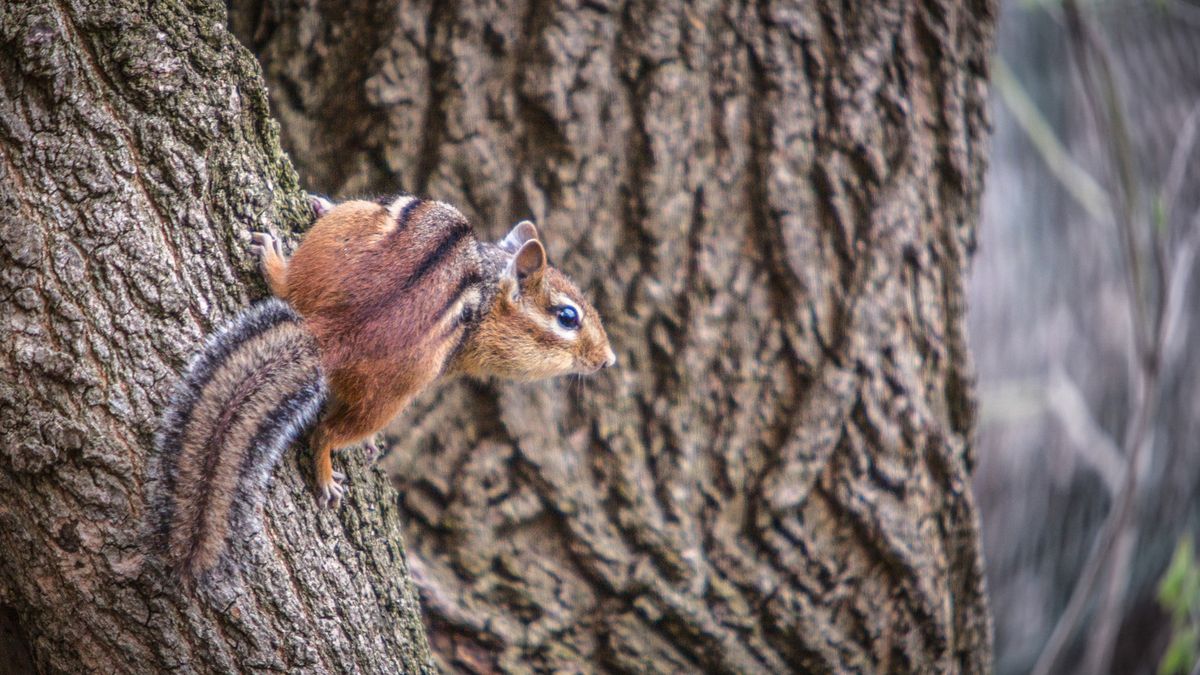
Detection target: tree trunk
<box><xmin>233</xmin><ymin>0</ymin><xmax>998</xmax><ymax>672</ymax></box>
<box><xmin>0</xmin><ymin>1</ymin><xmax>433</xmax><ymax>672</ymax></box>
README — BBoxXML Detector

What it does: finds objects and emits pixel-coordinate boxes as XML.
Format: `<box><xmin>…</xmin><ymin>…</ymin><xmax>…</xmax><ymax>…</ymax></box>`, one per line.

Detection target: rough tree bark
<box><xmin>0</xmin><ymin>1</ymin><xmax>433</xmax><ymax>672</ymax></box>
<box><xmin>232</xmin><ymin>0</ymin><xmax>997</xmax><ymax>672</ymax></box>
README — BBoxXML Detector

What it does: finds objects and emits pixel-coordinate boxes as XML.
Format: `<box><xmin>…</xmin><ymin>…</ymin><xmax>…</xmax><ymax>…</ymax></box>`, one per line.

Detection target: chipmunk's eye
<box><xmin>556</xmin><ymin>305</ymin><xmax>581</xmax><ymax>330</ymax></box>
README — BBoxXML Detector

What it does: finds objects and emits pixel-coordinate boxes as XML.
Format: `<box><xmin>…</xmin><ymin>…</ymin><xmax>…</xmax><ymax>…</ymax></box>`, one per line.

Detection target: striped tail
<box><xmin>150</xmin><ymin>298</ymin><xmax>327</xmax><ymax>579</ymax></box>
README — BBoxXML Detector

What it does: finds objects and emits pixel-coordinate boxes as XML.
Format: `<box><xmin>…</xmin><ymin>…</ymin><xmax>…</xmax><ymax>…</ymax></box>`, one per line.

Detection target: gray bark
<box><xmin>234</xmin><ymin>0</ymin><xmax>998</xmax><ymax>672</ymax></box>
<box><xmin>0</xmin><ymin>1</ymin><xmax>433</xmax><ymax>672</ymax></box>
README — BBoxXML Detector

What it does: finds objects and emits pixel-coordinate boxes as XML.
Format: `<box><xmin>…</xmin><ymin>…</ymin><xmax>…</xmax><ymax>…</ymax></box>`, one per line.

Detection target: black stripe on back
<box><xmin>389</xmin><ymin>197</ymin><xmax>424</xmax><ymax>237</ymax></box>
<box><xmin>375</xmin><ymin>191</ymin><xmax>415</xmax><ymax>205</ymax></box>
<box><xmin>435</xmin><ymin>271</ymin><xmax>483</xmax><ymax>324</ymax></box>
<box><xmin>404</xmin><ymin>223</ymin><xmax>471</xmax><ymax>290</ymax></box>
<box><xmin>442</xmin><ymin>318</ymin><xmax>478</xmax><ymax>374</ymax></box>
<box><xmin>348</xmin><ymin>223</ymin><xmax>472</xmax><ymax>325</ymax></box>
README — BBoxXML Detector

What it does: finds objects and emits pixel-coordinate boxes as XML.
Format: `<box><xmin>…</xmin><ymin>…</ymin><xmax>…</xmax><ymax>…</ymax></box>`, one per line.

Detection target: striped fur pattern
<box><xmin>151</xmin><ymin>298</ymin><xmax>326</xmax><ymax>579</ymax></box>
<box><xmin>284</xmin><ymin>195</ymin><xmax>490</xmax><ymax>383</ymax></box>
<box><xmin>281</xmin><ymin>197</ymin><xmax>492</xmax><ymax>456</ymax></box>
<box><xmin>251</xmin><ymin>193</ymin><xmax>615</xmax><ymax>508</ymax></box>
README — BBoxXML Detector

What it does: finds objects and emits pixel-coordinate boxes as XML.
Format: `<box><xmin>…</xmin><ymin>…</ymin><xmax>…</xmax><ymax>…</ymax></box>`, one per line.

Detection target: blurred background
<box><xmin>971</xmin><ymin>1</ymin><xmax>1200</xmax><ymax>673</ymax></box>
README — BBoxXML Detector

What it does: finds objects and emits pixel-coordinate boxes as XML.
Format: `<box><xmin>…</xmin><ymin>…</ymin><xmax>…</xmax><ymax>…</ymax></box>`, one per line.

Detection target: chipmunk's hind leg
<box><xmin>308</xmin><ymin>400</ymin><xmax>379</xmax><ymax>509</ymax></box>
<box><xmin>308</xmin><ymin>421</ymin><xmax>344</xmax><ymax>510</ymax></box>
<box><xmin>249</xmin><ymin>232</ymin><xmax>290</xmax><ymax>299</ymax></box>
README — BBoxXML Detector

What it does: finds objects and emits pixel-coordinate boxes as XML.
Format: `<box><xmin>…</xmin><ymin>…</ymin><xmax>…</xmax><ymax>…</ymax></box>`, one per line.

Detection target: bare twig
<box><xmin>1161</xmin><ymin>228</ymin><xmax>1200</xmax><ymax>368</ymax></box>
<box><xmin>1031</xmin><ymin>363</ymin><xmax>1156</xmax><ymax>675</ymax></box>
<box><xmin>977</xmin><ymin>373</ymin><xmax>1123</xmax><ymax>494</ymax></box>
<box><xmin>1159</xmin><ymin>105</ymin><xmax>1200</xmax><ymax>221</ymax></box>
<box><xmin>1063</xmin><ymin>1</ymin><xmax>1151</xmax><ymax>359</ymax></box>
<box><xmin>1045</xmin><ymin>368</ymin><xmax>1124</xmax><ymax>496</ymax></box>
<box><xmin>992</xmin><ymin>58</ymin><xmax>1110</xmax><ymax>222</ymax></box>
<box><xmin>1083</xmin><ymin>520</ymin><xmax>1140</xmax><ymax>674</ymax></box>
<box><xmin>1029</xmin><ymin>2</ymin><xmax>1181</xmax><ymax>673</ymax></box>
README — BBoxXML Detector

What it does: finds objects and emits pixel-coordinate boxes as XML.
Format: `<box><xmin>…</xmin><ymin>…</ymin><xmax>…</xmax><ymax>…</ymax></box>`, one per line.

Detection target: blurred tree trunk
<box><xmin>233</xmin><ymin>0</ymin><xmax>997</xmax><ymax>672</ymax></box>
<box><xmin>0</xmin><ymin>1</ymin><xmax>432</xmax><ymax>672</ymax></box>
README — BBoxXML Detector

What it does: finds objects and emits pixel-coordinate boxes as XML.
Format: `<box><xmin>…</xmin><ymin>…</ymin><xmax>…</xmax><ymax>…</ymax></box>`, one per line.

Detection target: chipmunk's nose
<box><xmin>602</xmin><ymin>347</ymin><xmax>617</xmax><ymax>368</ymax></box>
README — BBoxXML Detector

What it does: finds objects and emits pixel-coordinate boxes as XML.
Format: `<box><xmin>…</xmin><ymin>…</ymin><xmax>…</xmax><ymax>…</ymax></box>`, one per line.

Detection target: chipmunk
<box><xmin>151</xmin><ymin>194</ymin><xmax>615</xmax><ymax>579</ymax></box>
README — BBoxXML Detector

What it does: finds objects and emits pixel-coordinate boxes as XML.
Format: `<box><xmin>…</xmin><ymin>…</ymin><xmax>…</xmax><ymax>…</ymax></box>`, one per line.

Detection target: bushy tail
<box><xmin>150</xmin><ymin>298</ymin><xmax>326</xmax><ymax>579</ymax></box>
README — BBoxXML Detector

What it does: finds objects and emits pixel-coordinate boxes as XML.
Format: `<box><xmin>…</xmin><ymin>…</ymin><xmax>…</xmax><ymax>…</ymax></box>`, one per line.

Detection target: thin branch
<box><xmin>1030</xmin><ymin>2</ymin><xmax>1180</xmax><ymax>673</ymax></box>
<box><xmin>1031</xmin><ymin>364</ymin><xmax>1156</xmax><ymax>675</ymax></box>
<box><xmin>1159</xmin><ymin>105</ymin><xmax>1200</xmax><ymax>223</ymax></box>
<box><xmin>1045</xmin><ymin>368</ymin><xmax>1124</xmax><ymax>496</ymax></box>
<box><xmin>1160</xmin><ymin>228</ymin><xmax>1200</xmax><ymax>368</ymax></box>
<box><xmin>1083</xmin><ymin>527</ymin><xmax>1139</xmax><ymax>674</ymax></box>
<box><xmin>1062</xmin><ymin>1</ymin><xmax>1152</xmax><ymax>360</ymax></box>
<box><xmin>992</xmin><ymin>58</ymin><xmax>1110</xmax><ymax>222</ymax></box>
<box><xmin>978</xmin><ymin>373</ymin><xmax>1123</xmax><ymax>495</ymax></box>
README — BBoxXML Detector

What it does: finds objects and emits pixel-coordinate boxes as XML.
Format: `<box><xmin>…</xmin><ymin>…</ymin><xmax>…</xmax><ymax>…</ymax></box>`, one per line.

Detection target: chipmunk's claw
<box><xmin>317</xmin><ymin>479</ymin><xmax>344</xmax><ymax>510</ymax></box>
<box><xmin>249</xmin><ymin>231</ymin><xmax>283</xmax><ymax>262</ymax></box>
<box><xmin>316</xmin><ymin>469</ymin><xmax>346</xmax><ymax>509</ymax></box>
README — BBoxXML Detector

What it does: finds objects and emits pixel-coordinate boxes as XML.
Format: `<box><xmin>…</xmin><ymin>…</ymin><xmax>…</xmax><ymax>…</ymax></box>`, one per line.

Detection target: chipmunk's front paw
<box><xmin>249</xmin><ymin>231</ymin><xmax>283</xmax><ymax>265</ymax></box>
<box><xmin>316</xmin><ymin>471</ymin><xmax>346</xmax><ymax>509</ymax></box>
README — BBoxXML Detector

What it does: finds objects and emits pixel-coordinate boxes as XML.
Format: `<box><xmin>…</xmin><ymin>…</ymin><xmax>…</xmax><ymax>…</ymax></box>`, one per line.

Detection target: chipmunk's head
<box><xmin>461</xmin><ymin>221</ymin><xmax>615</xmax><ymax>381</ymax></box>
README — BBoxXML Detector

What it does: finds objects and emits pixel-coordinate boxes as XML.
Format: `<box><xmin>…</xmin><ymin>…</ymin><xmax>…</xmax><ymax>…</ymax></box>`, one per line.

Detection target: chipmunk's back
<box><xmin>285</xmin><ymin>197</ymin><xmax>486</xmax><ymax>377</ymax></box>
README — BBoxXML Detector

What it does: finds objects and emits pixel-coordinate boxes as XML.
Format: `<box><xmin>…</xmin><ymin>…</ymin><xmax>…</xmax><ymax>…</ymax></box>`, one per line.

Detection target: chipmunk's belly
<box><xmin>297</xmin><ymin>257</ymin><xmax>481</xmax><ymax>431</ymax></box>
<box><xmin>316</xmin><ymin>327</ymin><xmax>462</xmax><ymax>440</ymax></box>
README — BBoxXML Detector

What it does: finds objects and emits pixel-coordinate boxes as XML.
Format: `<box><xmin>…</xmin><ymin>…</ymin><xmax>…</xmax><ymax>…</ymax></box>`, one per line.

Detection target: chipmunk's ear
<box><xmin>499</xmin><ymin>220</ymin><xmax>539</xmax><ymax>253</ymax></box>
<box><xmin>504</xmin><ymin>239</ymin><xmax>546</xmax><ymax>288</ymax></box>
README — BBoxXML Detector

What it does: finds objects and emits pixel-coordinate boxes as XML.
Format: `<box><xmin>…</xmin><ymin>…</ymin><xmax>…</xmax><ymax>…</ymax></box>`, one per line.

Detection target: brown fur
<box><xmin>261</xmin><ymin>253</ymin><xmax>289</xmax><ymax>298</ymax></box>
<box><xmin>452</xmin><ymin>267</ymin><xmax>612</xmax><ymax>380</ymax></box>
<box><xmin>256</xmin><ymin>197</ymin><xmax>614</xmax><ymax>505</ymax></box>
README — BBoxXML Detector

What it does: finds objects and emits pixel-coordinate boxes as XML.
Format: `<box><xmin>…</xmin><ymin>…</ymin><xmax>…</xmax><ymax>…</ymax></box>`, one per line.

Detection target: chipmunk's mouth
<box><xmin>579</xmin><ymin>348</ymin><xmax>617</xmax><ymax>374</ymax></box>
<box><xmin>600</xmin><ymin>345</ymin><xmax>619</xmax><ymax>367</ymax></box>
